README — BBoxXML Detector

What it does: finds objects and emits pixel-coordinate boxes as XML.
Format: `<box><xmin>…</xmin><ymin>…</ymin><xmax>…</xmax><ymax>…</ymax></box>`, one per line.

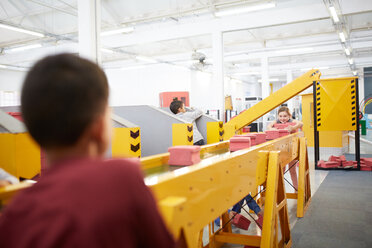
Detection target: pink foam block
<box><xmin>168</xmin><ymin>146</ymin><xmax>201</xmax><ymax>166</ymax></box>
<box><xmin>265</xmin><ymin>130</ymin><xmax>280</xmax><ymax>140</ymax></box>
<box><xmin>328</xmin><ymin>155</ymin><xmax>340</xmax><ymax>162</ymax></box>
<box><xmin>255</xmin><ymin>133</ymin><xmax>267</xmax><ymax>144</ymax></box>
<box><xmin>339</xmin><ymin>155</ymin><xmax>346</xmax><ymax>161</ymax></box>
<box><xmin>317</xmin><ymin>160</ymin><xmax>326</xmax><ymax>168</ymax></box>
<box><xmin>235</xmin><ymin>134</ymin><xmax>257</xmax><ymax>146</ymax></box>
<box><xmin>279</xmin><ymin>129</ymin><xmax>290</xmax><ymax>137</ymax></box>
<box><xmin>232</xmin><ymin>214</ymin><xmax>251</xmax><ymax>230</ymax></box>
<box><xmin>242</xmin><ymin>126</ymin><xmax>251</xmax><ymax>133</ymax></box>
<box><xmin>273</xmin><ymin>123</ymin><xmax>288</xmax><ymax>129</ymax></box>
<box><xmin>342</xmin><ymin>161</ymin><xmax>354</xmax><ymax>167</ymax></box>
<box><xmin>324</xmin><ymin>161</ymin><xmax>341</xmax><ymax>168</ymax></box>
<box><xmin>361</xmin><ymin>165</ymin><xmax>372</xmax><ymax>171</ymax></box>
<box><xmin>229</xmin><ymin>136</ymin><xmax>251</xmax><ymax>152</ymax></box>
<box><xmin>363</xmin><ymin>158</ymin><xmax>372</xmax><ymax>166</ymax></box>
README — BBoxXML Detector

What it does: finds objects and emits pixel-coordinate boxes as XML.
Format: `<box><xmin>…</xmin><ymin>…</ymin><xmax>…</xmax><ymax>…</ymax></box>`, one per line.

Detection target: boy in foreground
<box><xmin>0</xmin><ymin>54</ymin><xmax>175</xmax><ymax>248</ymax></box>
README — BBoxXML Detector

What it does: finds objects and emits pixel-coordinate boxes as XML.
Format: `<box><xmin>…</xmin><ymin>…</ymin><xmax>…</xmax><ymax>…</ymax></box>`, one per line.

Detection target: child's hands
<box><xmin>286</xmin><ymin>126</ymin><xmax>294</xmax><ymax>132</ymax></box>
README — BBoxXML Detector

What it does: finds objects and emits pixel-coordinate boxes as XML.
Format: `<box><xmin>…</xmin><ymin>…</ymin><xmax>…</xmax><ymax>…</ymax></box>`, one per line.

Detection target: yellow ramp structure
<box><xmin>224</xmin><ymin>70</ymin><xmax>321</xmax><ymax>139</ymax></box>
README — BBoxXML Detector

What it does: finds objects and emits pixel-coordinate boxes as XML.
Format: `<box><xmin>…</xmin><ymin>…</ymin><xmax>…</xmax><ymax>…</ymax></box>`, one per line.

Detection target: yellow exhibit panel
<box><xmin>111</xmin><ymin>127</ymin><xmax>141</xmax><ymax>158</ymax></box>
<box><xmin>301</xmin><ymin>93</ymin><xmax>349</xmax><ymax>148</ymax></box>
<box><xmin>206</xmin><ymin>121</ymin><xmax>224</xmax><ymax>144</ymax></box>
<box><xmin>172</xmin><ymin>123</ymin><xmax>193</xmax><ymax>146</ymax></box>
<box><xmin>0</xmin><ymin>133</ymin><xmax>40</xmax><ymax>179</ymax></box>
<box><xmin>315</xmin><ymin>78</ymin><xmax>357</xmax><ymax>131</ymax></box>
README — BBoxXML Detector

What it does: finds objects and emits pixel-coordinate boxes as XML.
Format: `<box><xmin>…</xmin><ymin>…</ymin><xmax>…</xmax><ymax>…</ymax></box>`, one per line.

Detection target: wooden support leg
<box><xmin>261</xmin><ymin>151</ymin><xmax>292</xmax><ymax>248</ymax></box>
<box><xmin>297</xmin><ymin>137</ymin><xmax>312</xmax><ymax>218</ymax></box>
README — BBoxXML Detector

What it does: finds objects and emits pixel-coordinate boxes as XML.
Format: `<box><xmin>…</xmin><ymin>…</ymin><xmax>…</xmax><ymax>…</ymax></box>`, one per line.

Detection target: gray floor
<box><xmin>207</xmin><ymin>129</ymin><xmax>372</xmax><ymax>247</ymax></box>
<box><xmin>292</xmin><ymin>171</ymin><xmax>372</xmax><ymax>248</ymax></box>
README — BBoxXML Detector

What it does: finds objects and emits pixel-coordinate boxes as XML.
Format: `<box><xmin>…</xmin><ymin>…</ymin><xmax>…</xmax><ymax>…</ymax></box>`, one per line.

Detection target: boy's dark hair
<box><xmin>21</xmin><ymin>53</ymin><xmax>109</xmax><ymax>149</ymax></box>
<box><xmin>169</xmin><ymin>100</ymin><xmax>183</xmax><ymax>114</ymax></box>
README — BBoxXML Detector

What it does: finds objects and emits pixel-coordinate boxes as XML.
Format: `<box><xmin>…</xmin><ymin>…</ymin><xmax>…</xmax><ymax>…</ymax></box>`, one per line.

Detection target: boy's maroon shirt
<box><xmin>0</xmin><ymin>158</ymin><xmax>175</xmax><ymax>248</ymax></box>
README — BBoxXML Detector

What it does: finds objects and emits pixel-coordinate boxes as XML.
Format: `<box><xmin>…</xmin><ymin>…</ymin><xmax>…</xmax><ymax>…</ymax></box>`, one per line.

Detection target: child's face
<box><xmin>278</xmin><ymin>111</ymin><xmax>290</xmax><ymax>123</ymax></box>
<box><xmin>179</xmin><ymin>103</ymin><xmax>186</xmax><ymax>113</ymax></box>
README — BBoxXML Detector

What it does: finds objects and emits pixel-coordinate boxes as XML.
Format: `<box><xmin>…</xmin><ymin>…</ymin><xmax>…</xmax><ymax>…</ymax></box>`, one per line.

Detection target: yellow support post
<box><xmin>172</xmin><ymin>123</ymin><xmax>193</xmax><ymax>146</ymax></box>
<box><xmin>207</xmin><ymin>121</ymin><xmax>224</xmax><ymax>144</ymax></box>
<box><xmin>111</xmin><ymin>127</ymin><xmax>141</xmax><ymax>158</ymax></box>
<box><xmin>261</xmin><ymin>151</ymin><xmax>291</xmax><ymax>248</ymax></box>
<box><xmin>296</xmin><ymin>137</ymin><xmax>312</xmax><ymax>217</ymax></box>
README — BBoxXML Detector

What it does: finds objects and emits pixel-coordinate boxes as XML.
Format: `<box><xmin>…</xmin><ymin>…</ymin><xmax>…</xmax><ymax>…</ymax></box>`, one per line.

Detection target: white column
<box><xmin>261</xmin><ymin>56</ymin><xmax>269</xmax><ymax>130</ymax></box>
<box><xmin>212</xmin><ymin>31</ymin><xmax>224</xmax><ymax>122</ymax></box>
<box><xmin>261</xmin><ymin>56</ymin><xmax>269</xmax><ymax>98</ymax></box>
<box><xmin>286</xmin><ymin>70</ymin><xmax>294</xmax><ymax>111</ymax></box>
<box><xmin>78</xmin><ymin>0</ymin><xmax>101</xmax><ymax>64</ymax></box>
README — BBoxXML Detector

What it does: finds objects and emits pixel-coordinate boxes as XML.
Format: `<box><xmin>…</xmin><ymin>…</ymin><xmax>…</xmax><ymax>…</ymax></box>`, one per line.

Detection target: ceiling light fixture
<box><xmin>275</xmin><ymin>47</ymin><xmax>314</xmax><ymax>54</ymax></box>
<box><xmin>348</xmin><ymin>58</ymin><xmax>354</xmax><ymax>65</ymax></box>
<box><xmin>339</xmin><ymin>32</ymin><xmax>346</xmax><ymax>42</ymax></box>
<box><xmin>352</xmin><ymin>71</ymin><xmax>357</xmax><ymax>76</ymax></box>
<box><xmin>0</xmin><ymin>23</ymin><xmax>45</xmax><ymax>37</ymax></box>
<box><xmin>344</xmin><ymin>48</ymin><xmax>351</xmax><ymax>55</ymax></box>
<box><xmin>233</xmin><ymin>71</ymin><xmax>260</xmax><ymax>75</ymax></box>
<box><xmin>136</xmin><ymin>55</ymin><xmax>158</xmax><ymax>63</ymax></box>
<box><xmin>101</xmin><ymin>48</ymin><xmax>114</xmax><ymax>54</ymax></box>
<box><xmin>329</xmin><ymin>6</ymin><xmax>339</xmax><ymax>23</ymax></box>
<box><xmin>101</xmin><ymin>26</ymin><xmax>134</xmax><ymax>36</ymax></box>
<box><xmin>215</xmin><ymin>2</ymin><xmax>276</xmax><ymax>17</ymax></box>
<box><xmin>7</xmin><ymin>44</ymin><xmax>42</xmax><ymax>53</ymax></box>
<box><xmin>258</xmin><ymin>78</ymin><xmax>279</xmax><ymax>83</ymax></box>
<box><xmin>0</xmin><ymin>64</ymin><xmax>8</xmax><ymax>69</ymax></box>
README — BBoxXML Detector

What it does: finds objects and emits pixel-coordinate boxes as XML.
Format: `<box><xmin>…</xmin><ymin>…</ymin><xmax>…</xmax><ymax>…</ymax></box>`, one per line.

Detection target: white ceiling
<box><xmin>0</xmin><ymin>0</ymin><xmax>372</xmax><ymax>82</ymax></box>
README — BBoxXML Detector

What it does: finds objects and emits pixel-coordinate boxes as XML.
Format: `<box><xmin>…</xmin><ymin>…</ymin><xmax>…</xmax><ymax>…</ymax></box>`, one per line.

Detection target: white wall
<box><xmin>106</xmin><ymin>64</ymin><xmax>192</xmax><ymax>107</ymax></box>
<box><xmin>0</xmin><ymin>69</ymin><xmax>26</xmax><ymax>91</ymax></box>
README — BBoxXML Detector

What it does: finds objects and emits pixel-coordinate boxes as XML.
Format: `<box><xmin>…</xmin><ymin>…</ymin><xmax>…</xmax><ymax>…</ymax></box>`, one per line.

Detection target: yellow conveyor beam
<box><xmin>224</xmin><ymin>69</ymin><xmax>321</xmax><ymax>139</ymax></box>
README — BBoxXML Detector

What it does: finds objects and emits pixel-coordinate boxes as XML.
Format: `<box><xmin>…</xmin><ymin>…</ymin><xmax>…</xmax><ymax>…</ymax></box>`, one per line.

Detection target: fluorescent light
<box><xmin>215</xmin><ymin>2</ymin><xmax>276</xmax><ymax>17</ymax></box>
<box><xmin>301</xmin><ymin>66</ymin><xmax>329</xmax><ymax>71</ymax></box>
<box><xmin>233</xmin><ymin>71</ymin><xmax>260</xmax><ymax>75</ymax></box>
<box><xmin>353</xmin><ymin>71</ymin><xmax>357</xmax><ymax>76</ymax></box>
<box><xmin>7</xmin><ymin>44</ymin><xmax>42</xmax><ymax>53</ymax></box>
<box><xmin>119</xmin><ymin>65</ymin><xmax>148</xmax><ymax>71</ymax></box>
<box><xmin>258</xmin><ymin>78</ymin><xmax>279</xmax><ymax>82</ymax></box>
<box><xmin>329</xmin><ymin>6</ymin><xmax>339</xmax><ymax>23</ymax></box>
<box><xmin>0</xmin><ymin>23</ymin><xmax>45</xmax><ymax>37</ymax></box>
<box><xmin>348</xmin><ymin>58</ymin><xmax>354</xmax><ymax>64</ymax></box>
<box><xmin>101</xmin><ymin>48</ymin><xmax>114</xmax><ymax>54</ymax></box>
<box><xmin>275</xmin><ymin>47</ymin><xmax>314</xmax><ymax>54</ymax></box>
<box><xmin>0</xmin><ymin>64</ymin><xmax>8</xmax><ymax>69</ymax></box>
<box><xmin>101</xmin><ymin>26</ymin><xmax>134</xmax><ymax>36</ymax></box>
<box><xmin>136</xmin><ymin>55</ymin><xmax>157</xmax><ymax>63</ymax></box>
<box><xmin>339</xmin><ymin>32</ymin><xmax>346</xmax><ymax>42</ymax></box>
<box><xmin>344</xmin><ymin>48</ymin><xmax>350</xmax><ymax>55</ymax></box>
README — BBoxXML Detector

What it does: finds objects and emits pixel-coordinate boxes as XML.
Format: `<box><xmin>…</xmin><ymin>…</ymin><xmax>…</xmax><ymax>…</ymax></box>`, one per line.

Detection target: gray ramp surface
<box><xmin>113</xmin><ymin>105</ymin><xmax>186</xmax><ymax>156</ymax></box>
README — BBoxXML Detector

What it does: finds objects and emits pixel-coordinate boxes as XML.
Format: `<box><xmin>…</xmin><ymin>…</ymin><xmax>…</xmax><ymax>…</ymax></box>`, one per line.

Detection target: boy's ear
<box><xmin>89</xmin><ymin>108</ymin><xmax>111</xmax><ymax>155</ymax></box>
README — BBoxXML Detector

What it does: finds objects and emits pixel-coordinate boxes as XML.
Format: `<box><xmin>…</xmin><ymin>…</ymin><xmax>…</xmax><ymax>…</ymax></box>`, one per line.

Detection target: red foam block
<box><xmin>235</xmin><ymin>134</ymin><xmax>257</xmax><ymax>146</ymax></box>
<box><xmin>255</xmin><ymin>133</ymin><xmax>267</xmax><ymax>144</ymax></box>
<box><xmin>273</xmin><ymin>123</ymin><xmax>288</xmax><ymax>129</ymax></box>
<box><xmin>168</xmin><ymin>146</ymin><xmax>201</xmax><ymax>166</ymax></box>
<box><xmin>232</xmin><ymin>214</ymin><xmax>251</xmax><ymax>230</ymax></box>
<box><xmin>265</xmin><ymin>130</ymin><xmax>280</xmax><ymax>140</ymax></box>
<box><xmin>324</xmin><ymin>161</ymin><xmax>341</xmax><ymax>168</ymax></box>
<box><xmin>279</xmin><ymin>129</ymin><xmax>290</xmax><ymax>137</ymax></box>
<box><xmin>230</xmin><ymin>136</ymin><xmax>251</xmax><ymax>152</ymax></box>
